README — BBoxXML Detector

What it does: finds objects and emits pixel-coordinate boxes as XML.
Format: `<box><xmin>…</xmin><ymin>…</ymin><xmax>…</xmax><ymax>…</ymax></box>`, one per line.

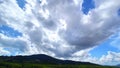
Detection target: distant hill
<box><xmin>0</xmin><ymin>54</ymin><xmax>119</xmax><ymax>68</ymax></box>
<box><xmin>117</xmin><ymin>64</ymin><xmax>120</xmax><ymax>67</ymax></box>
<box><xmin>0</xmin><ymin>54</ymin><xmax>97</xmax><ymax>65</ymax></box>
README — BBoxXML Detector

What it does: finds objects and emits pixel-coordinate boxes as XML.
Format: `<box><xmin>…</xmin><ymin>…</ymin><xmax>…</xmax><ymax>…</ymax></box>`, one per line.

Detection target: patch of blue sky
<box><xmin>89</xmin><ymin>38</ymin><xmax>120</xmax><ymax>58</ymax></box>
<box><xmin>4</xmin><ymin>48</ymin><xmax>22</xmax><ymax>56</ymax></box>
<box><xmin>0</xmin><ymin>25</ymin><xmax>22</xmax><ymax>38</ymax></box>
<box><xmin>16</xmin><ymin>0</ymin><xmax>26</xmax><ymax>9</ymax></box>
<box><xmin>117</xmin><ymin>9</ymin><xmax>120</xmax><ymax>16</ymax></box>
<box><xmin>82</xmin><ymin>0</ymin><xmax>95</xmax><ymax>15</ymax></box>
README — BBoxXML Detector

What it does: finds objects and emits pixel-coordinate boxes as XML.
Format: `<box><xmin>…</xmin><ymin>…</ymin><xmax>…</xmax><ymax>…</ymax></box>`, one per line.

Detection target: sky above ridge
<box><xmin>0</xmin><ymin>0</ymin><xmax>120</xmax><ymax>65</ymax></box>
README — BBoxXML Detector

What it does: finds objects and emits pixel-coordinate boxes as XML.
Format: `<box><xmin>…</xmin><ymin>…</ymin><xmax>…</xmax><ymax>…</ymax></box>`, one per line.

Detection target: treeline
<box><xmin>0</xmin><ymin>62</ymin><xmax>119</xmax><ymax>68</ymax></box>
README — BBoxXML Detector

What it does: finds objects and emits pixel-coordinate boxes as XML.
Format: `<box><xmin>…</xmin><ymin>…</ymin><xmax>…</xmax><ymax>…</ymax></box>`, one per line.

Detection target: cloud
<box><xmin>0</xmin><ymin>47</ymin><xmax>10</xmax><ymax>55</ymax></box>
<box><xmin>0</xmin><ymin>0</ymin><xmax>120</xmax><ymax>65</ymax></box>
<box><xmin>99</xmin><ymin>51</ymin><xmax>120</xmax><ymax>65</ymax></box>
<box><xmin>58</xmin><ymin>0</ymin><xmax>120</xmax><ymax>50</ymax></box>
<box><xmin>0</xmin><ymin>34</ymin><xmax>28</xmax><ymax>53</ymax></box>
<box><xmin>69</xmin><ymin>50</ymin><xmax>120</xmax><ymax>65</ymax></box>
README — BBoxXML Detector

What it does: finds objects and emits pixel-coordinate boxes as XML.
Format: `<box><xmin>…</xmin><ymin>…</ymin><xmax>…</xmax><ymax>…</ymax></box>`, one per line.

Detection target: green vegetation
<box><xmin>0</xmin><ymin>62</ymin><xmax>119</xmax><ymax>68</ymax></box>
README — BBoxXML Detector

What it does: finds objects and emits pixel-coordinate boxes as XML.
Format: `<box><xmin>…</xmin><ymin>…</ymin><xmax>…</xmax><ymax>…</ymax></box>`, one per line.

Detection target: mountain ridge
<box><xmin>0</xmin><ymin>54</ymin><xmax>98</xmax><ymax>65</ymax></box>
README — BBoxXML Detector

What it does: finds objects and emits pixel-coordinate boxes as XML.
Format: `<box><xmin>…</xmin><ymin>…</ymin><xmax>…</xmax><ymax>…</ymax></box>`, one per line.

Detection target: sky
<box><xmin>0</xmin><ymin>0</ymin><xmax>120</xmax><ymax>65</ymax></box>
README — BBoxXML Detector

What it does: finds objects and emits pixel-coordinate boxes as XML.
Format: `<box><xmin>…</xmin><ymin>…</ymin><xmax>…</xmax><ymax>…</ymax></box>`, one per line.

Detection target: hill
<box><xmin>0</xmin><ymin>54</ymin><xmax>96</xmax><ymax>65</ymax></box>
<box><xmin>0</xmin><ymin>54</ymin><xmax>119</xmax><ymax>68</ymax></box>
<box><xmin>117</xmin><ymin>64</ymin><xmax>120</xmax><ymax>67</ymax></box>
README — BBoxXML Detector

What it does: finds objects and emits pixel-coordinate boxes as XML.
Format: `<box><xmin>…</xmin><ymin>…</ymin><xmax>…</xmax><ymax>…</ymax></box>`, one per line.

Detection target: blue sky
<box><xmin>82</xmin><ymin>0</ymin><xmax>95</xmax><ymax>14</ymax></box>
<box><xmin>0</xmin><ymin>0</ymin><xmax>120</xmax><ymax>65</ymax></box>
<box><xmin>89</xmin><ymin>38</ymin><xmax>120</xmax><ymax>58</ymax></box>
<box><xmin>16</xmin><ymin>0</ymin><xmax>26</xmax><ymax>9</ymax></box>
<box><xmin>0</xmin><ymin>25</ymin><xmax>22</xmax><ymax>37</ymax></box>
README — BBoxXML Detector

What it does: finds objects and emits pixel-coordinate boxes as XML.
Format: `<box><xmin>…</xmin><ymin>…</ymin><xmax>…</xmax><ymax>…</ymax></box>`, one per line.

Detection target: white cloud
<box><xmin>0</xmin><ymin>0</ymin><xmax>120</xmax><ymax>65</ymax></box>
<box><xmin>0</xmin><ymin>34</ymin><xmax>28</xmax><ymax>53</ymax></box>
<box><xmin>66</xmin><ymin>48</ymin><xmax>101</xmax><ymax>64</ymax></box>
<box><xmin>0</xmin><ymin>47</ymin><xmax>10</xmax><ymax>55</ymax></box>
<box><xmin>99</xmin><ymin>51</ymin><xmax>120</xmax><ymax>65</ymax></box>
<box><xmin>66</xmin><ymin>50</ymin><xmax>120</xmax><ymax>65</ymax></box>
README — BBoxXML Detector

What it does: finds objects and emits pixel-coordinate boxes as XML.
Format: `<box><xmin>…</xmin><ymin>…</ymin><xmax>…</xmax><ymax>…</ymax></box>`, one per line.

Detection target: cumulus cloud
<box><xmin>67</xmin><ymin>50</ymin><xmax>120</xmax><ymax>65</ymax></box>
<box><xmin>0</xmin><ymin>34</ymin><xmax>28</xmax><ymax>54</ymax></box>
<box><xmin>0</xmin><ymin>47</ymin><xmax>10</xmax><ymax>55</ymax></box>
<box><xmin>0</xmin><ymin>0</ymin><xmax>120</xmax><ymax>65</ymax></box>
<box><xmin>99</xmin><ymin>51</ymin><xmax>120</xmax><ymax>65</ymax></box>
